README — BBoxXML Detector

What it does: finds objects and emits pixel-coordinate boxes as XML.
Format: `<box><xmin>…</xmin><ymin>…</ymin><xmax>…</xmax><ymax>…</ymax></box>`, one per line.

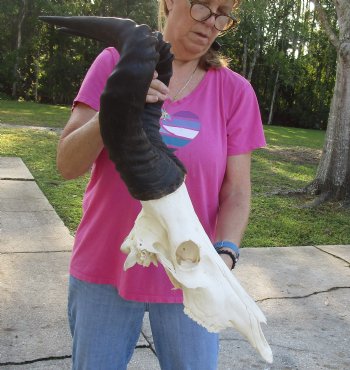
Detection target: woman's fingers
<box><xmin>146</xmin><ymin>87</ymin><xmax>167</xmax><ymax>102</ymax></box>
<box><xmin>146</xmin><ymin>93</ymin><xmax>161</xmax><ymax>103</ymax></box>
<box><xmin>146</xmin><ymin>72</ymin><xmax>169</xmax><ymax>103</ymax></box>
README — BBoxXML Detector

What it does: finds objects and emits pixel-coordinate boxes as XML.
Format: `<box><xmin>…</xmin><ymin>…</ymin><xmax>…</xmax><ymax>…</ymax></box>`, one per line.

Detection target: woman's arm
<box><xmin>215</xmin><ymin>153</ymin><xmax>252</xmax><ymax>268</ymax></box>
<box><xmin>57</xmin><ymin>103</ymin><xmax>103</xmax><ymax>179</ymax></box>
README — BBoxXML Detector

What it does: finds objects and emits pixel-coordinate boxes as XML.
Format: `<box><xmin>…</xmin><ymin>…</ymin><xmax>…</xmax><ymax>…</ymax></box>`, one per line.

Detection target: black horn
<box><xmin>39</xmin><ymin>16</ymin><xmax>186</xmax><ymax>200</ymax></box>
<box><xmin>38</xmin><ymin>16</ymin><xmax>136</xmax><ymax>51</ymax></box>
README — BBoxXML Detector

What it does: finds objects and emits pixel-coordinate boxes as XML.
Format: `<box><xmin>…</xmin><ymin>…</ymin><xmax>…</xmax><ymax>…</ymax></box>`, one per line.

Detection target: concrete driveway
<box><xmin>1</xmin><ymin>157</ymin><xmax>349</xmax><ymax>369</ymax></box>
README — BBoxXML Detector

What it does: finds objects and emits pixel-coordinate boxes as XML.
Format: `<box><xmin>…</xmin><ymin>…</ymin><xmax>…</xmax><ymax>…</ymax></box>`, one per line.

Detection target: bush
<box><xmin>0</xmin><ymin>91</ymin><xmax>11</xmax><ymax>100</ymax></box>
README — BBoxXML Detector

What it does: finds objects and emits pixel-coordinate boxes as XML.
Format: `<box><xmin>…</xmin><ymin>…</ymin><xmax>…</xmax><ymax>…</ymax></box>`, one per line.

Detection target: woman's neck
<box><xmin>172</xmin><ymin>58</ymin><xmax>200</xmax><ymax>73</ymax></box>
<box><xmin>168</xmin><ymin>59</ymin><xmax>204</xmax><ymax>101</ymax></box>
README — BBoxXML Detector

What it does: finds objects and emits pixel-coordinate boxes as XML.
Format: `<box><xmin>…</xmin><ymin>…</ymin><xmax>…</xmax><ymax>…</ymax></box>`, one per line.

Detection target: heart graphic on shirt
<box><xmin>160</xmin><ymin>110</ymin><xmax>201</xmax><ymax>151</ymax></box>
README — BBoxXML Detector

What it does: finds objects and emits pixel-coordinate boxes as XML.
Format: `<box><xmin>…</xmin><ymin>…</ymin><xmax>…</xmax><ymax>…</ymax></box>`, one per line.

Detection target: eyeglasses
<box><xmin>189</xmin><ymin>1</ymin><xmax>238</xmax><ymax>32</ymax></box>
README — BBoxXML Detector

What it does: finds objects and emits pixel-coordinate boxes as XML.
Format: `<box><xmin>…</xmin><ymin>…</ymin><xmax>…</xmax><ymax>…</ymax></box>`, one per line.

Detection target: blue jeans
<box><xmin>68</xmin><ymin>276</ymin><xmax>219</xmax><ymax>370</ymax></box>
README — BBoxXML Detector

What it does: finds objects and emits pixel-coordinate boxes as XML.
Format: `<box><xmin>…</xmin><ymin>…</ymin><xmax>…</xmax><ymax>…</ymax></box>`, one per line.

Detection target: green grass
<box><xmin>263</xmin><ymin>125</ymin><xmax>325</xmax><ymax>148</ymax></box>
<box><xmin>0</xmin><ymin>100</ymin><xmax>70</xmax><ymax>128</ymax></box>
<box><xmin>247</xmin><ymin>125</ymin><xmax>349</xmax><ymax>247</ymax></box>
<box><xmin>0</xmin><ymin>101</ymin><xmax>349</xmax><ymax>247</ymax></box>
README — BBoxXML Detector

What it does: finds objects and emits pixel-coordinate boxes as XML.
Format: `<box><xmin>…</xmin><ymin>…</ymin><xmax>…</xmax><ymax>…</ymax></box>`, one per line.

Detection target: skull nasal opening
<box><xmin>175</xmin><ymin>241</ymin><xmax>200</xmax><ymax>268</ymax></box>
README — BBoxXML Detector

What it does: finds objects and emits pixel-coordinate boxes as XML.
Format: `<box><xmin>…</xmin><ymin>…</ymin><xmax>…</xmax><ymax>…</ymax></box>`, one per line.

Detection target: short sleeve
<box><xmin>73</xmin><ymin>47</ymin><xmax>120</xmax><ymax>111</ymax></box>
<box><xmin>226</xmin><ymin>79</ymin><xmax>266</xmax><ymax>156</ymax></box>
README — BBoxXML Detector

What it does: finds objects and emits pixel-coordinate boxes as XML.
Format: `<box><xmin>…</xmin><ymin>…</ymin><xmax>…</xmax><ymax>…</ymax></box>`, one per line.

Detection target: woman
<box><xmin>58</xmin><ymin>0</ymin><xmax>266</xmax><ymax>369</ymax></box>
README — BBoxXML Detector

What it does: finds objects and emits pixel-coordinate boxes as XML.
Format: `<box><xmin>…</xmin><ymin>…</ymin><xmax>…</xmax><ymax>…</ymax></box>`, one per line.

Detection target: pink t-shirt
<box><xmin>70</xmin><ymin>47</ymin><xmax>266</xmax><ymax>303</ymax></box>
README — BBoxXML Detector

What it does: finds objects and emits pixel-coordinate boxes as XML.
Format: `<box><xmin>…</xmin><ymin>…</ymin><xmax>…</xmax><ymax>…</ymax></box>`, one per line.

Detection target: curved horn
<box><xmin>39</xmin><ymin>16</ymin><xmax>186</xmax><ymax>200</ymax></box>
<box><xmin>38</xmin><ymin>16</ymin><xmax>135</xmax><ymax>50</ymax></box>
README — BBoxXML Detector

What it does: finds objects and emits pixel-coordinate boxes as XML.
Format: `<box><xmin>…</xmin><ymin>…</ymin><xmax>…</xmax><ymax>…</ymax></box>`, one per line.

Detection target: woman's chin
<box><xmin>180</xmin><ymin>43</ymin><xmax>210</xmax><ymax>60</ymax></box>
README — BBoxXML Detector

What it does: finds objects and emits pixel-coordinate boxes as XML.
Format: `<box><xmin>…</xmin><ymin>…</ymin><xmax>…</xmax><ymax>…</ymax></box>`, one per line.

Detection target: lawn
<box><xmin>0</xmin><ymin>101</ymin><xmax>349</xmax><ymax>247</ymax></box>
<box><xmin>0</xmin><ymin>99</ymin><xmax>70</xmax><ymax>128</ymax></box>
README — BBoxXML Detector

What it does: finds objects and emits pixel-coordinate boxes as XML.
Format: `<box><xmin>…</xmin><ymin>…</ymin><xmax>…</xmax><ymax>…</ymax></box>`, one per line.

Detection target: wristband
<box><xmin>213</xmin><ymin>240</ymin><xmax>240</xmax><ymax>260</ymax></box>
<box><xmin>217</xmin><ymin>249</ymin><xmax>238</xmax><ymax>270</ymax></box>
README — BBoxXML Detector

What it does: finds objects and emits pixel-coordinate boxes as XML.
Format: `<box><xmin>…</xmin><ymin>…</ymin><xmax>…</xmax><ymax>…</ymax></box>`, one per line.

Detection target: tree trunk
<box><xmin>34</xmin><ymin>56</ymin><xmax>39</xmax><ymax>102</ymax></box>
<box><xmin>267</xmin><ymin>69</ymin><xmax>279</xmax><ymax>125</ymax></box>
<box><xmin>12</xmin><ymin>0</ymin><xmax>27</xmax><ymax>98</ymax></box>
<box><xmin>307</xmin><ymin>0</ymin><xmax>350</xmax><ymax>204</ymax></box>
<box><xmin>247</xmin><ymin>26</ymin><xmax>261</xmax><ymax>82</ymax></box>
<box><xmin>307</xmin><ymin>48</ymin><xmax>350</xmax><ymax>203</ymax></box>
<box><xmin>242</xmin><ymin>36</ymin><xmax>248</xmax><ymax>77</ymax></box>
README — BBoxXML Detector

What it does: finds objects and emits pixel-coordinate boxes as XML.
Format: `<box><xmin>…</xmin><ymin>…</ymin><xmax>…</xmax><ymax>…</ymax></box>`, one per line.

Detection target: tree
<box><xmin>223</xmin><ymin>0</ymin><xmax>337</xmax><ymax>129</ymax></box>
<box><xmin>306</xmin><ymin>0</ymin><xmax>350</xmax><ymax>205</ymax></box>
<box><xmin>12</xmin><ymin>0</ymin><xmax>27</xmax><ymax>98</ymax></box>
<box><xmin>0</xmin><ymin>0</ymin><xmax>158</xmax><ymax>103</ymax></box>
<box><xmin>0</xmin><ymin>0</ymin><xmax>340</xmax><ymax>131</ymax></box>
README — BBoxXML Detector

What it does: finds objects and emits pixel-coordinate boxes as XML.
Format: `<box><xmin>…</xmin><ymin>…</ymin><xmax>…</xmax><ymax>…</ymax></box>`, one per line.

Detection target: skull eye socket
<box><xmin>176</xmin><ymin>241</ymin><xmax>200</xmax><ymax>268</ymax></box>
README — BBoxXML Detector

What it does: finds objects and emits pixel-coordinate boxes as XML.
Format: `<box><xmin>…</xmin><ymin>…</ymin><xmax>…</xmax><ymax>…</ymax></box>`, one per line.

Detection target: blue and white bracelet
<box><xmin>213</xmin><ymin>240</ymin><xmax>240</xmax><ymax>270</ymax></box>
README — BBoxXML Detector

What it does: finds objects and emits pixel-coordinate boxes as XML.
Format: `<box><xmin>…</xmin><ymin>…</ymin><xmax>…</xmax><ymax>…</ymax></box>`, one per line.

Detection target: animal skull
<box><xmin>121</xmin><ymin>183</ymin><xmax>273</xmax><ymax>364</ymax></box>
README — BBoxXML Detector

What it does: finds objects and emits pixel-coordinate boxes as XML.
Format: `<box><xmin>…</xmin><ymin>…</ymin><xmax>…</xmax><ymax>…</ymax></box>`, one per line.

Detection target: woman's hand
<box><xmin>146</xmin><ymin>71</ymin><xmax>169</xmax><ymax>103</ymax></box>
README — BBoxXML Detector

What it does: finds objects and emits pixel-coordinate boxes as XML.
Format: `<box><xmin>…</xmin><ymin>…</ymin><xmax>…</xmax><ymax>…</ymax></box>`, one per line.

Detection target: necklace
<box><xmin>171</xmin><ymin>64</ymin><xmax>199</xmax><ymax>101</ymax></box>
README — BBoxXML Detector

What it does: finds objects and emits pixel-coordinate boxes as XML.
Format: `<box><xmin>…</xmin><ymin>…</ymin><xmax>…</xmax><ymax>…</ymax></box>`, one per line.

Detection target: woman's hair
<box><xmin>158</xmin><ymin>0</ymin><xmax>240</xmax><ymax>70</ymax></box>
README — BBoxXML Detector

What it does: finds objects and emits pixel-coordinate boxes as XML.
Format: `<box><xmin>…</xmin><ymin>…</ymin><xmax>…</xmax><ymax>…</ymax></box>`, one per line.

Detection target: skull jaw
<box><xmin>121</xmin><ymin>183</ymin><xmax>273</xmax><ymax>364</ymax></box>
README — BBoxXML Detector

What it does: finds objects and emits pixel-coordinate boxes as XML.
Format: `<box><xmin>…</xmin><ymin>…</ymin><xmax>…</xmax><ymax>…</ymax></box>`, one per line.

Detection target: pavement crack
<box><xmin>135</xmin><ymin>344</ymin><xmax>152</xmax><ymax>349</ymax></box>
<box><xmin>141</xmin><ymin>331</ymin><xmax>158</xmax><ymax>356</ymax></box>
<box><xmin>257</xmin><ymin>286</ymin><xmax>350</xmax><ymax>303</ymax></box>
<box><xmin>0</xmin><ymin>355</ymin><xmax>71</xmax><ymax>366</ymax></box>
<box><xmin>314</xmin><ymin>246</ymin><xmax>350</xmax><ymax>265</ymax></box>
<box><xmin>0</xmin><ymin>178</ymin><xmax>34</xmax><ymax>181</ymax></box>
<box><xmin>1</xmin><ymin>345</ymin><xmax>155</xmax><ymax>367</ymax></box>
